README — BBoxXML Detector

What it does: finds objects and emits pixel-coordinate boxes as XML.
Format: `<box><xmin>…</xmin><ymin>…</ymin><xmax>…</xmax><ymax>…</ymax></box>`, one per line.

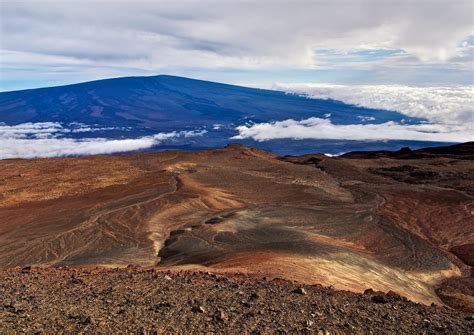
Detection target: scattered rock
<box><xmin>241</xmin><ymin>301</ymin><xmax>251</xmax><ymax>308</ymax></box>
<box><xmin>69</xmin><ymin>312</ymin><xmax>93</xmax><ymax>325</ymax></box>
<box><xmin>0</xmin><ymin>268</ymin><xmax>470</xmax><ymax>333</ymax></box>
<box><xmin>68</xmin><ymin>277</ymin><xmax>85</xmax><ymax>285</ymax></box>
<box><xmin>215</xmin><ymin>309</ymin><xmax>228</xmax><ymax>322</ymax></box>
<box><xmin>386</xmin><ymin>290</ymin><xmax>404</xmax><ymax>301</ymax></box>
<box><xmin>371</xmin><ymin>295</ymin><xmax>389</xmax><ymax>304</ymax></box>
<box><xmin>191</xmin><ymin>305</ymin><xmax>205</xmax><ymax>313</ymax></box>
<box><xmin>152</xmin><ymin>302</ymin><xmax>172</xmax><ymax>311</ymax></box>
<box><xmin>21</xmin><ymin>266</ymin><xmax>31</xmax><ymax>273</ymax></box>
<box><xmin>311</xmin><ymin>311</ymin><xmax>323</xmax><ymax>317</ymax></box>
<box><xmin>164</xmin><ymin>275</ymin><xmax>172</xmax><ymax>281</ymax></box>
<box><xmin>364</xmin><ymin>288</ymin><xmax>375</xmax><ymax>295</ymax></box>
<box><xmin>205</xmin><ymin>217</ymin><xmax>222</xmax><ymax>225</ymax></box>
<box><xmin>293</xmin><ymin>287</ymin><xmax>307</xmax><ymax>295</ymax></box>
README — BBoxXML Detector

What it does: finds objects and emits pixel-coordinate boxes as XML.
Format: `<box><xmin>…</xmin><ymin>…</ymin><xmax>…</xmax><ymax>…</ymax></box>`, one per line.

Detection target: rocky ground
<box><xmin>0</xmin><ymin>266</ymin><xmax>472</xmax><ymax>334</ymax></box>
<box><xmin>1</xmin><ymin>144</ymin><xmax>473</xmax><ymax>309</ymax></box>
<box><xmin>1</xmin><ymin>142</ymin><xmax>473</xmax><ymax>332</ymax></box>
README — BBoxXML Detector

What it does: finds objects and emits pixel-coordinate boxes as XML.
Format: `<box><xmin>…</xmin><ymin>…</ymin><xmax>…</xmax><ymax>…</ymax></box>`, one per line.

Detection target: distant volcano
<box><xmin>0</xmin><ymin>75</ymin><xmax>450</xmax><ymax>156</ymax></box>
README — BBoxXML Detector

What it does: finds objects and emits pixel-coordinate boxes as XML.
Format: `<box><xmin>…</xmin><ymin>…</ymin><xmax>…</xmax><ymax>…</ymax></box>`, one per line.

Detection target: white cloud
<box><xmin>233</xmin><ymin>117</ymin><xmax>473</xmax><ymax>143</ymax></box>
<box><xmin>357</xmin><ymin>116</ymin><xmax>376</xmax><ymax>122</ymax></box>
<box><xmin>0</xmin><ymin>137</ymin><xmax>158</xmax><ymax>160</ymax></box>
<box><xmin>0</xmin><ymin>122</ymin><xmax>63</xmax><ymax>138</ymax></box>
<box><xmin>0</xmin><ymin>122</ymin><xmax>134</xmax><ymax>138</ymax></box>
<box><xmin>1</xmin><ymin>0</ymin><xmax>472</xmax><ymax>89</ymax></box>
<box><xmin>0</xmin><ymin>123</ymin><xmax>206</xmax><ymax>159</ymax></box>
<box><xmin>274</xmin><ymin>84</ymin><xmax>474</xmax><ymax>125</ymax></box>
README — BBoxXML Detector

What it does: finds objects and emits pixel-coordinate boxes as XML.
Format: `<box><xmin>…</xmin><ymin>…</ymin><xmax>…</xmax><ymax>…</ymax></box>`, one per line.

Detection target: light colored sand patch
<box><xmin>308</xmin><ymin>234</ymin><xmax>372</xmax><ymax>254</ymax></box>
<box><xmin>146</xmin><ymin>172</ymin><xmax>245</xmax><ymax>258</ymax></box>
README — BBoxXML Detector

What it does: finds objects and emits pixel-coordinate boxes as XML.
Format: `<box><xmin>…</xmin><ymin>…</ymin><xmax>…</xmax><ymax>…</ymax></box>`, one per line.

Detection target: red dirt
<box><xmin>0</xmin><ymin>143</ymin><xmax>472</xmax><ymax>317</ymax></box>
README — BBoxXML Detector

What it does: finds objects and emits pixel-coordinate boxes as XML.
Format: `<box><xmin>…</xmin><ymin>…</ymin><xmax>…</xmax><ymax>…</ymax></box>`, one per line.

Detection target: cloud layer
<box><xmin>0</xmin><ymin>122</ymin><xmax>206</xmax><ymax>159</ymax></box>
<box><xmin>274</xmin><ymin>84</ymin><xmax>474</xmax><ymax>125</ymax></box>
<box><xmin>240</xmin><ymin>84</ymin><xmax>473</xmax><ymax>143</ymax></box>
<box><xmin>1</xmin><ymin>0</ymin><xmax>473</xmax><ymax>90</ymax></box>
<box><xmin>233</xmin><ymin>117</ymin><xmax>473</xmax><ymax>143</ymax></box>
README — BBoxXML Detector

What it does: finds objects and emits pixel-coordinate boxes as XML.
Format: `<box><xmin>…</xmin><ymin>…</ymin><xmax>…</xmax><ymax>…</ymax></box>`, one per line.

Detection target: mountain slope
<box><xmin>0</xmin><ymin>75</ymin><xmax>412</xmax><ymax>128</ymax></box>
<box><xmin>2</xmin><ymin>75</ymin><xmax>456</xmax><ymax>156</ymax></box>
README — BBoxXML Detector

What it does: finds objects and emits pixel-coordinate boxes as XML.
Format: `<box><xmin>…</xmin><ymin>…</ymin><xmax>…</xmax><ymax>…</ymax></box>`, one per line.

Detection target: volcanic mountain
<box><xmin>0</xmin><ymin>75</ymin><xmax>406</xmax><ymax>127</ymax></box>
<box><xmin>0</xmin><ymin>142</ymin><xmax>472</xmax><ymax>314</ymax></box>
<box><xmin>0</xmin><ymin>75</ymin><xmax>443</xmax><ymax>156</ymax></box>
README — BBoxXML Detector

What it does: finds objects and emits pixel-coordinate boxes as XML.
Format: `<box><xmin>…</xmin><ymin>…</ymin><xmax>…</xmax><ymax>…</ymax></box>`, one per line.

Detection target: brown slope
<box><xmin>0</xmin><ymin>144</ymin><xmax>472</xmax><ymax>310</ymax></box>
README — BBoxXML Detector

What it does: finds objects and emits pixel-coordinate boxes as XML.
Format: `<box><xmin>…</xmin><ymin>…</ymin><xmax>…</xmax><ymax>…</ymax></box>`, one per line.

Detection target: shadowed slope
<box><xmin>0</xmin><ymin>75</ymin><xmax>410</xmax><ymax>127</ymax></box>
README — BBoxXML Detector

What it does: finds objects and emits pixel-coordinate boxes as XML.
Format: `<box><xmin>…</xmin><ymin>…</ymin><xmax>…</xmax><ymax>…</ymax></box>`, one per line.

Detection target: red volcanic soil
<box><xmin>0</xmin><ymin>142</ymin><xmax>473</xmax><ymax>320</ymax></box>
<box><xmin>451</xmin><ymin>244</ymin><xmax>474</xmax><ymax>267</ymax></box>
<box><xmin>0</xmin><ymin>266</ymin><xmax>472</xmax><ymax>334</ymax></box>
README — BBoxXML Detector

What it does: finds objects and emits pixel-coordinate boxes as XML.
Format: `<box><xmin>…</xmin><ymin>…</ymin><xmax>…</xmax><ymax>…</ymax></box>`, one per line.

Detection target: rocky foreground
<box><xmin>0</xmin><ymin>267</ymin><xmax>472</xmax><ymax>334</ymax></box>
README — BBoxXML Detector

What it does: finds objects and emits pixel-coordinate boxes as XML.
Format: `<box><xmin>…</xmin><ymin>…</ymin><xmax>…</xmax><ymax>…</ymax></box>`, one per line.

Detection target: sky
<box><xmin>0</xmin><ymin>0</ymin><xmax>473</xmax><ymax>91</ymax></box>
<box><xmin>0</xmin><ymin>0</ymin><xmax>473</xmax><ymax>159</ymax></box>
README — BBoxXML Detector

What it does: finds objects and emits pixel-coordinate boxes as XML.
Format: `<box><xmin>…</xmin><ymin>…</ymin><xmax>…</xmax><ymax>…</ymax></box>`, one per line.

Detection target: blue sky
<box><xmin>0</xmin><ymin>0</ymin><xmax>473</xmax><ymax>91</ymax></box>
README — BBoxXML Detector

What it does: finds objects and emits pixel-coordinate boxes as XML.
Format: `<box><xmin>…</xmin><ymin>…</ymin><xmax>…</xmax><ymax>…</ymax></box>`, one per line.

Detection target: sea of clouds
<box><xmin>1</xmin><ymin>85</ymin><xmax>473</xmax><ymax>159</ymax></box>
<box><xmin>233</xmin><ymin>117</ymin><xmax>472</xmax><ymax>143</ymax></box>
<box><xmin>234</xmin><ymin>84</ymin><xmax>473</xmax><ymax>143</ymax></box>
<box><xmin>0</xmin><ymin>122</ymin><xmax>206</xmax><ymax>159</ymax></box>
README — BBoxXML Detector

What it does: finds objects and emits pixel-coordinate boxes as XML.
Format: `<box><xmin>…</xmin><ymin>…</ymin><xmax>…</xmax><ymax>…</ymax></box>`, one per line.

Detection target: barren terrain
<box><xmin>1</xmin><ymin>266</ymin><xmax>472</xmax><ymax>334</ymax></box>
<box><xmin>0</xmin><ymin>143</ymin><xmax>472</xmax><ymax>320</ymax></box>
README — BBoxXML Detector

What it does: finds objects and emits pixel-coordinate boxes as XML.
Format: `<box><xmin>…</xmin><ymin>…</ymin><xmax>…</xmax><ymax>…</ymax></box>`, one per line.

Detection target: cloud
<box><xmin>0</xmin><ymin>122</ymin><xmax>133</xmax><ymax>138</ymax></box>
<box><xmin>0</xmin><ymin>122</ymin><xmax>206</xmax><ymax>159</ymax></box>
<box><xmin>0</xmin><ymin>122</ymin><xmax>63</xmax><ymax>139</ymax></box>
<box><xmin>1</xmin><ymin>0</ymin><xmax>473</xmax><ymax>90</ymax></box>
<box><xmin>233</xmin><ymin>117</ymin><xmax>473</xmax><ymax>143</ymax></box>
<box><xmin>274</xmin><ymin>84</ymin><xmax>474</xmax><ymax>125</ymax></box>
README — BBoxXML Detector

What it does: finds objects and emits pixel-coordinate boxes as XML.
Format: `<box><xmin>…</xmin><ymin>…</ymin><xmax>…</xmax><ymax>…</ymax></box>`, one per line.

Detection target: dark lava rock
<box><xmin>191</xmin><ymin>305</ymin><xmax>205</xmax><ymax>313</ymax></box>
<box><xmin>293</xmin><ymin>288</ymin><xmax>307</xmax><ymax>295</ymax></box>
<box><xmin>205</xmin><ymin>217</ymin><xmax>223</xmax><ymax>225</ymax></box>
<box><xmin>372</xmin><ymin>295</ymin><xmax>389</xmax><ymax>304</ymax></box>
<box><xmin>249</xmin><ymin>292</ymin><xmax>259</xmax><ymax>300</ymax></box>
<box><xmin>21</xmin><ymin>266</ymin><xmax>31</xmax><ymax>273</ymax></box>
